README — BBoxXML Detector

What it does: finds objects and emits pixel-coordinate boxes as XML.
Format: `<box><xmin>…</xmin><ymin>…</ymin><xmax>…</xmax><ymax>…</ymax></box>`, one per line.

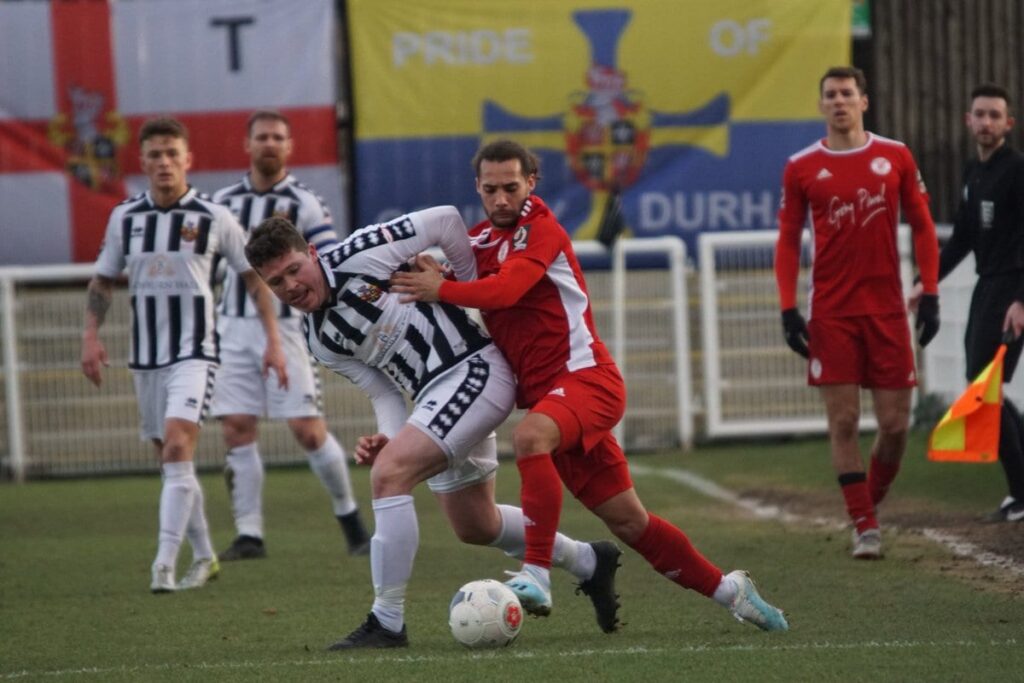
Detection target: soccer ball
<box><xmin>448</xmin><ymin>579</ymin><xmax>523</xmax><ymax>648</ymax></box>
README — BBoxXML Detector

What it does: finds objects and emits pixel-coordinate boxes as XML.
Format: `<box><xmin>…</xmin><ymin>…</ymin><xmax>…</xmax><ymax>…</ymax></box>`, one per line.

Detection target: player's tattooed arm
<box><xmin>81</xmin><ymin>275</ymin><xmax>114</xmax><ymax>387</ymax></box>
<box><xmin>85</xmin><ymin>276</ymin><xmax>114</xmax><ymax>328</ymax></box>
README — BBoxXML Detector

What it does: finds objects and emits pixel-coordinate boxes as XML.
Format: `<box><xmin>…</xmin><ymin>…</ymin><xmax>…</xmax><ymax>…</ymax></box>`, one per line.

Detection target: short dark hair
<box><xmin>472</xmin><ymin>139</ymin><xmax>541</xmax><ymax>180</ymax></box>
<box><xmin>245</xmin><ymin>217</ymin><xmax>307</xmax><ymax>269</ymax></box>
<box><xmin>139</xmin><ymin>117</ymin><xmax>189</xmax><ymax>145</ymax></box>
<box><xmin>819</xmin><ymin>66</ymin><xmax>868</xmax><ymax>95</ymax></box>
<box><xmin>247</xmin><ymin>109</ymin><xmax>291</xmax><ymax>136</ymax></box>
<box><xmin>970</xmin><ymin>83</ymin><xmax>1012</xmax><ymax>113</ymax></box>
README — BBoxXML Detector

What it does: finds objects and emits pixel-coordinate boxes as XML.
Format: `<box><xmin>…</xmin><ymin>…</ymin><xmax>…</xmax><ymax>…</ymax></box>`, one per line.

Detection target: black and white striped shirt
<box><xmin>303</xmin><ymin>206</ymin><xmax>488</xmax><ymax>400</ymax></box>
<box><xmin>95</xmin><ymin>188</ymin><xmax>251</xmax><ymax>369</ymax></box>
<box><xmin>214</xmin><ymin>173</ymin><xmax>338</xmax><ymax>319</ymax></box>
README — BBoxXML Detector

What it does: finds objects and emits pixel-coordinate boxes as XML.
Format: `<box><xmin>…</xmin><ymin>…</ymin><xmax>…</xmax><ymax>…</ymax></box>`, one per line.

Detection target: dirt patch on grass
<box><xmin>740</xmin><ymin>486</ymin><xmax>1024</xmax><ymax>596</ymax></box>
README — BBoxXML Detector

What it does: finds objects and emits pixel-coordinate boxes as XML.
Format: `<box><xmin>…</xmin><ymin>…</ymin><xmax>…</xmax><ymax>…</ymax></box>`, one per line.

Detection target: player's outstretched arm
<box><xmin>81</xmin><ymin>275</ymin><xmax>114</xmax><ymax>387</ymax></box>
<box><xmin>242</xmin><ymin>269</ymin><xmax>289</xmax><ymax>390</ymax></box>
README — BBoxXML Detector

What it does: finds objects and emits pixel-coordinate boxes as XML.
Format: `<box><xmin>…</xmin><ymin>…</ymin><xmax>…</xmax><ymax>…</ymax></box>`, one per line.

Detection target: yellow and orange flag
<box><xmin>927</xmin><ymin>345</ymin><xmax>1007</xmax><ymax>463</ymax></box>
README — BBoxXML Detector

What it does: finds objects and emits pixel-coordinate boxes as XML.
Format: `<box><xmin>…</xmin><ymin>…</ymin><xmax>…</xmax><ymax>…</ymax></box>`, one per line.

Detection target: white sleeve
<box><xmin>298</xmin><ymin>192</ymin><xmax>338</xmax><ymax>250</ymax></box>
<box><xmin>339</xmin><ymin>205</ymin><xmax>475</xmax><ymax>280</ymax></box>
<box><xmin>216</xmin><ymin>209</ymin><xmax>252</xmax><ymax>273</ymax></box>
<box><xmin>333</xmin><ymin>358</ymin><xmax>408</xmax><ymax>438</ymax></box>
<box><xmin>94</xmin><ymin>209</ymin><xmax>126</xmax><ymax>278</ymax></box>
<box><xmin>407</xmin><ymin>205</ymin><xmax>477</xmax><ymax>282</ymax></box>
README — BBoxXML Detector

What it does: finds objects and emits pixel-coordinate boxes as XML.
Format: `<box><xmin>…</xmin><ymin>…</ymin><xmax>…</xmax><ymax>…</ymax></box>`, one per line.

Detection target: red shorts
<box><xmin>807</xmin><ymin>313</ymin><xmax>916</xmax><ymax>388</ymax></box>
<box><xmin>529</xmin><ymin>364</ymin><xmax>633</xmax><ymax>509</ymax></box>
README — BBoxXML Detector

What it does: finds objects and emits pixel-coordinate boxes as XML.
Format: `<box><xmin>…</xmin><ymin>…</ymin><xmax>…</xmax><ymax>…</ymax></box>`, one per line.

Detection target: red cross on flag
<box><xmin>0</xmin><ymin>0</ymin><xmax>344</xmax><ymax>265</ymax></box>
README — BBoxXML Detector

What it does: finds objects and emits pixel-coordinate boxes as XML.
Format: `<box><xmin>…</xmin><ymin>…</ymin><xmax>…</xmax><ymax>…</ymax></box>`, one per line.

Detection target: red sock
<box><xmin>628</xmin><ymin>513</ymin><xmax>722</xmax><ymax>597</ymax></box>
<box><xmin>867</xmin><ymin>456</ymin><xmax>900</xmax><ymax>506</ymax></box>
<box><xmin>517</xmin><ymin>453</ymin><xmax>563</xmax><ymax>569</ymax></box>
<box><xmin>838</xmin><ymin>473</ymin><xmax>877</xmax><ymax>533</ymax></box>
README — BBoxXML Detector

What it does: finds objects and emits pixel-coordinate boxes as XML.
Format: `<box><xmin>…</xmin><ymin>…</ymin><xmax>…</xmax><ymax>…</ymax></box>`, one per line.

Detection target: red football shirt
<box><xmin>438</xmin><ymin>195</ymin><xmax>614</xmax><ymax>408</ymax></box>
<box><xmin>775</xmin><ymin>133</ymin><xmax>939</xmax><ymax>318</ymax></box>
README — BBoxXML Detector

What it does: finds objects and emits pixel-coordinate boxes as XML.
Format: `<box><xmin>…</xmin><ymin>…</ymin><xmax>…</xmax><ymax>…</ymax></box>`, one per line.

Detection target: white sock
<box><xmin>490</xmin><ymin>504</ymin><xmax>596</xmax><ymax>581</ymax></box>
<box><xmin>523</xmin><ymin>563</ymin><xmax>551</xmax><ymax>591</ymax></box>
<box><xmin>370</xmin><ymin>495</ymin><xmax>418</xmax><ymax>633</ymax></box>
<box><xmin>307</xmin><ymin>433</ymin><xmax>358</xmax><ymax>517</ymax></box>
<box><xmin>226</xmin><ymin>443</ymin><xmax>264</xmax><ymax>539</ymax></box>
<box><xmin>155</xmin><ymin>461</ymin><xmax>198</xmax><ymax>568</ymax></box>
<box><xmin>712</xmin><ymin>574</ymin><xmax>738</xmax><ymax>606</ymax></box>
<box><xmin>185</xmin><ymin>481</ymin><xmax>215</xmax><ymax>561</ymax></box>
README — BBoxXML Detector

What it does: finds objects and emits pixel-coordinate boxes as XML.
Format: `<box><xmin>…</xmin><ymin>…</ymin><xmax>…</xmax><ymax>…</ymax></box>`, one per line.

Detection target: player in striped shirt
<box><xmin>775</xmin><ymin>67</ymin><xmax>941</xmax><ymax>559</ymax></box>
<box><xmin>211</xmin><ymin>110</ymin><xmax>369</xmax><ymax>561</ymax></box>
<box><xmin>392</xmin><ymin>140</ymin><xmax>788</xmax><ymax>633</ymax></box>
<box><xmin>81</xmin><ymin>117</ymin><xmax>287</xmax><ymax>593</ymax></box>
<box><xmin>245</xmin><ymin>207</ymin><xmax>622</xmax><ymax>649</ymax></box>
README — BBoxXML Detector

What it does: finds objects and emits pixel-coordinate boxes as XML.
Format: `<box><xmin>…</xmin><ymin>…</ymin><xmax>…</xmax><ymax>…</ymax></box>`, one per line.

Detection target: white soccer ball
<box><xmin>448</xmin><ymin>579</ymin><xmax>523</xmax><ymax>648</ymax></box>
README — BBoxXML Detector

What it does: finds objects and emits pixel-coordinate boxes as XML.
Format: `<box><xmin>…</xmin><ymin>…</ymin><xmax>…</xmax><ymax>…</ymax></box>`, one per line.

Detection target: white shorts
<box><xmin>211</xmin><ymin>317</ymin><xmax>323</xmax><ymax>419</ymax></box>
<box><xmin>412</xmin><ymin>346</ymin><xmax>516</xmax><ymax>494</ymax></box>
<box><xmin>132</xmin><ymin>360</ymin><xmax>217</xmax><ymax>441</ymax></box>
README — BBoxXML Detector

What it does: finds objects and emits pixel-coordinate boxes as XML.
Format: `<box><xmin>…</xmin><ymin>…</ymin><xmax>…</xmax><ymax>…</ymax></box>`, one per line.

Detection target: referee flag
<box><xmin>927</xmin><ymin>344</ymin><xmax>1007</xmax><ymax>463</ymax></box>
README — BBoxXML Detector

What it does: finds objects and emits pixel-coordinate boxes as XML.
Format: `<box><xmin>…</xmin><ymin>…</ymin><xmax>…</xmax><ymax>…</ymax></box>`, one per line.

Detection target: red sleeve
<box><xmin>439</xmin><ymin>257</ymin><xmax>548</xmax><ymax>309</ymax></box>
<box><xmin>774</xmin><ymin>161</ymin><xmax>806</xmax><ymax>310</ymax></box>
<box><xmin>900</xmin><ymin>148</ymin><xmax>939</xmax><ymax>294</ymax></box>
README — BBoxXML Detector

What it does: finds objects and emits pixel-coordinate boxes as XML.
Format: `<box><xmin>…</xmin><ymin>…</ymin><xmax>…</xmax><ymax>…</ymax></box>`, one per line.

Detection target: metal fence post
<box><xmin>1</xmin><ymin>272</ymin><xmax>26</xmax><ymax>483</ymax></box>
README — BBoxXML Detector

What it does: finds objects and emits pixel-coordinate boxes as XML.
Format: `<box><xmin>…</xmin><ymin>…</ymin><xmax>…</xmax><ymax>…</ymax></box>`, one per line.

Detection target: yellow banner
<box><xmin>348</xmin><ymin>0</ymin><xmax>850</xmax><ymax>139</ymax></box>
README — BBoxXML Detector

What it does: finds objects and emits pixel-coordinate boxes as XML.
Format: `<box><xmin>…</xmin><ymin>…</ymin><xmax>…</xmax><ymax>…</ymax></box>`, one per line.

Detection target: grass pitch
<box><xmin>2</xmin><ymin>432</ymin><xmax>1022</xmax><ymax>682</ymax></box>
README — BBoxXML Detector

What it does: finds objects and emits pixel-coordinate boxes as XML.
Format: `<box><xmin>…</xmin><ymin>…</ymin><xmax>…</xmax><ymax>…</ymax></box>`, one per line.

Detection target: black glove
<box><xmin>781</xmin><ymin>308</ymin><xmax>810</xmax><ymax>358</ymax></box>
<box><xmin>916</xmin><ymin>294</ymin><xmax>939</xmax><ymax>347</ymax></box>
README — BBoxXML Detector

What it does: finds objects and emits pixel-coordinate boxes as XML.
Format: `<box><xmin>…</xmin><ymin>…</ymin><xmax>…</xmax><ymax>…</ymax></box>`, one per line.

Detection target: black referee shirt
<box><xmin>939</xmin><ymin>145</ymin><xmax>1024</xmax><ymax>302</ymax></box>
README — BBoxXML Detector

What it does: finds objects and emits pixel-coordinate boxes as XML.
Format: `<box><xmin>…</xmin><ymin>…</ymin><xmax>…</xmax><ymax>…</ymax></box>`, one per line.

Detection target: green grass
<box><xmin>1</xmin><ymin>432</ymin><xmax>1021</xmax><ymax>682</ymax></box>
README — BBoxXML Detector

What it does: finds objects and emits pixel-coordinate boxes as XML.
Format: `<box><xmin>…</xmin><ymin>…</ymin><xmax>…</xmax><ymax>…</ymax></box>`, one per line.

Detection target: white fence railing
<box><xmin>0</xmin><ymin>238</ymin><xmax>693</xmax><ymax>481</ymax></box>
<box><xmin>7</xmin><ymin>227</ymin><xmax>995</xmax><ymax>481</ymax></box>
<box><xmin>698</xmin><ymin>228</ymin><xmax>913</xmax><ymax>438</ymax></box>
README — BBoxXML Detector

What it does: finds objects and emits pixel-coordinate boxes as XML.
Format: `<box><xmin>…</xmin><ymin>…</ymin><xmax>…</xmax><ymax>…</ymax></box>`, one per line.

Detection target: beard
<box><xmin>254</xmin><ymin>155</ymin><xmax>284</xmax><ymax>177</ymax></box>
<box><xmin>489</xmin><ymin>209</ymin><xmax>519</xmax><ymax>228</ymax></box>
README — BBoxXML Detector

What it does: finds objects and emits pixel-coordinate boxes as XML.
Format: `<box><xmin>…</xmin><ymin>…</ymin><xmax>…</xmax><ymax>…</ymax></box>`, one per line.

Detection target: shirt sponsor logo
<box><xmin>147</xmin><ymin>255</ymin><xmax>176</xmax><ymax>278</ymax></box>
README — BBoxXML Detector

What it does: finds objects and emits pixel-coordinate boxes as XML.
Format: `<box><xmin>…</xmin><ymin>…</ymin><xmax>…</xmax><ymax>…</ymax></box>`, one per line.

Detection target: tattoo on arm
<box><xmin>86</xmin><ymin>279</ymin><xmax>113</xmax><ymax>326</ymax></box>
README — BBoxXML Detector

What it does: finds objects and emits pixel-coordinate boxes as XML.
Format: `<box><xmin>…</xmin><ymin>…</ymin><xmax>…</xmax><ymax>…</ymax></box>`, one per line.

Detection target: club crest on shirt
<box><xmin>357</xmin><ymin>283</ymin><xmax>383</xmax><ymax>303</ymax></box>
<box><xmin>180</xmin><ymin>220</ymin><xmax>199</xmax><ymax>242</ymax></box>
<box><xmin>870</xmin><ymin>157</ymin><xmax>892</xmax><ymax>176</ymax></box>
<box><xmin>513</xmin><ymin>224</ymin><xmax>531</xmax><ymax>252</ymax></box>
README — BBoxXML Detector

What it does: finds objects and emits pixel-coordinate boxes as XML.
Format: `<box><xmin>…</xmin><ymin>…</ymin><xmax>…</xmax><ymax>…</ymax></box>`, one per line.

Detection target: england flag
<box><xmin>0</xmin><ymin>0</ymin><xmax>346</xmax><ymax>265</ymax></box>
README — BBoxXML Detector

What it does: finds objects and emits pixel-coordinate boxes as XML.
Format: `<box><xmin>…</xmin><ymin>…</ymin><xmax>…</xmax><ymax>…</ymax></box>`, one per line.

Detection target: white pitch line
<box><xmin>1</xmin><ymin>639</ymin><xmax>1016</xmax><ymax>680</ymax></box>
<box><xmin>629</xmin><ymin>463</ymin><xmax>1024</xmax><ymax>577</ymax></box>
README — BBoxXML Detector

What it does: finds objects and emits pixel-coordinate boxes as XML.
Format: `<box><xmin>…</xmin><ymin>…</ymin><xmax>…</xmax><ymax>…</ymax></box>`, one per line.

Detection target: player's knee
<box><xmin>289</xmin><ymin>417</ymin><xmax>326</xmax><ymax>451</ymax></box>
<box><xmin>221</xmin><ymin>416</ymin><xmax>257</xmax><ymax>448</ymax></box>
<box><xmin>512</xmin><ymin>421</ymin><xmax>559</xmax><ymax>456</ymax></box>
<box><xmin>829</xmin><ymin>413</ymin><xmax>860</xmax><ymax>441</ymax></box>
<box><xmin>162</xmin><ymin>438</ymin><xmax>193</xmax><ymax>463</ymax></box>
<box><xmin>877</xmin><ymin>417</ymin><xmax>908</xmax><ymax>441</ymax></box>
<box><xmin>370</xmin><ymin>459</ymin><xmax>418</xmax><ymax>498</ymax></box>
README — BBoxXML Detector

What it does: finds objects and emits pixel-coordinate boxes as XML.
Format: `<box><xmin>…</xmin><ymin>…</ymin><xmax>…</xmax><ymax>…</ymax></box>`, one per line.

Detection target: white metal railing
<box><xmin>0</xmin><ymin>239</ymin><xmax>693</xmax><ymax>481</ymax></box>
<box><xmin>698</xmin><ymin>228</ymin><xmax>917</xmax><ymax>438</ymax></box>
